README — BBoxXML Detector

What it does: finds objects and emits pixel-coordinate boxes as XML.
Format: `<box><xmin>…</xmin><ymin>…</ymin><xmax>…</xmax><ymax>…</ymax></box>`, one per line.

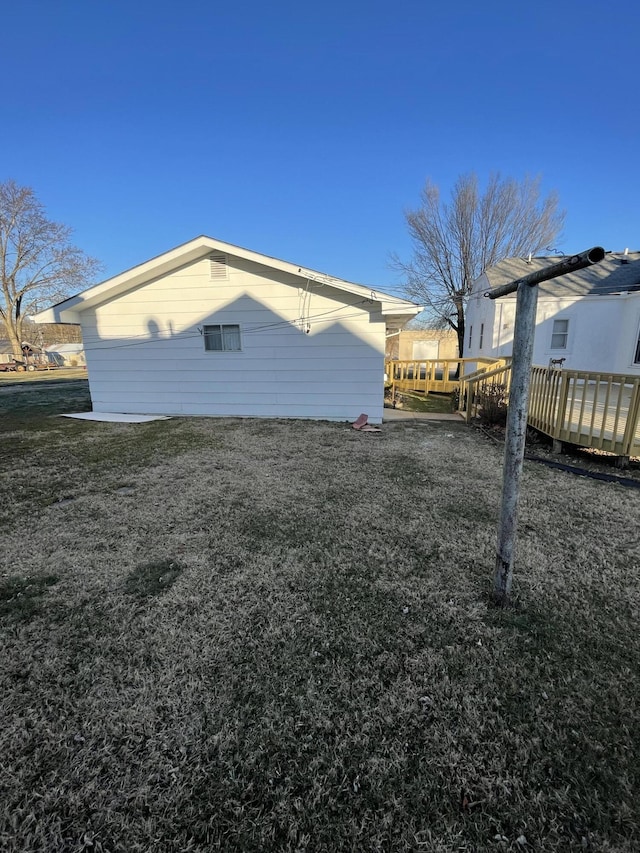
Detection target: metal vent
<box><xmin>209</xmin><ymin>255</ymin><xmax>228</xmax><ymax>280</ymax></box>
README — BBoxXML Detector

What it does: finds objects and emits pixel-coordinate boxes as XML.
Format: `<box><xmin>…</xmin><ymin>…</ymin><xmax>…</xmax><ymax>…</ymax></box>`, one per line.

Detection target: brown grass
<box><xmin>0</xmin><ymin>367</ymin><xmax>87</xmax><ymax>384</ymax></box>
<box><xmin>1</xmin><ymin>381</ymin><xmax>639</xmax><ymax>851</ymax></box>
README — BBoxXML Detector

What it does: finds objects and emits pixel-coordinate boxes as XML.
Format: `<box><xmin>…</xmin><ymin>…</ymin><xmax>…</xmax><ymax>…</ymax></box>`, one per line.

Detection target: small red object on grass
<box><xmin>352</xmin><ymin>414</ymin><xmax>381</xmax><ymax>433</ymax></box>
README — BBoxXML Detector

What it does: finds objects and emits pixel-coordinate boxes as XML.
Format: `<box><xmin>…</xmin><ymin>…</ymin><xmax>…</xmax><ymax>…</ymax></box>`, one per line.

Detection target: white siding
<box><xmin>532</xmin><ymin>296</ymin><xmax>639</xmax><ymax>372</ymax></box>
<box><xmin>616</xmin><ymin>298</ymin><xmax>640</xmax><ymax>370</ymax></box>
<box><xmin>466</xmin><ymin>279</ymin><xmax>640</xmax><ymax>374</ymax></box>
<box><xmin>81</xmin><ymin>255</ymin><xmax>386</xmax><ymax>422</ymax></box>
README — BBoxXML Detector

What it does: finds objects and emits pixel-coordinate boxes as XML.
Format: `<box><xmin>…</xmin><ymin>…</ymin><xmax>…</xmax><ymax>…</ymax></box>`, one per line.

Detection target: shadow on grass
<box><xmin>124</xmin><ymin>560</ymin><xmax>184</xmax><ymax>599</ymax></box>
<box><xmin>0</xmin><ymin>574</ymin><xmax>59</xmax><ymax>620</ymax></box>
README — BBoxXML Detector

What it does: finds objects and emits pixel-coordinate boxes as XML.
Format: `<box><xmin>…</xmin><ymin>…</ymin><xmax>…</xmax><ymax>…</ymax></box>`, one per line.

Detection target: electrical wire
<box><xmin>78</xmin><ymin>301</ymin><xmax>370</xmax><ymax>346</ymax></box>
<box><xmin>53</xmin><ymin>260</ymin><xmax>639</xmax><ymax>354</ymax></box>
<box><xmin>75</xmin><ymin>300</ymin><xmax>385</xmax><ymax>353</ymax></box>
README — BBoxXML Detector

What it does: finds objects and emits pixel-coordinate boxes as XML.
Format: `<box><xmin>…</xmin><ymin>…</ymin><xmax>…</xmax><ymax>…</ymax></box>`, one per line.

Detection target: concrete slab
<box><xmin>61</xmin><ymin>412</ymin><xmax>171</xmax><ymax>423</ymax></box>
<box><xmin>382</xmin><ymin>409</ymin><xmax>464</xmax><ymax>423</ymax></box>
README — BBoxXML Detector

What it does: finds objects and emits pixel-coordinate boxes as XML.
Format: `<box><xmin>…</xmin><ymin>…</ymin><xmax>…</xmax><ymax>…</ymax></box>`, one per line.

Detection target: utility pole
<box><xmin>487</xmin><ymin>247</ymin><xmax>605</xmax><ymax>606</ymax></box>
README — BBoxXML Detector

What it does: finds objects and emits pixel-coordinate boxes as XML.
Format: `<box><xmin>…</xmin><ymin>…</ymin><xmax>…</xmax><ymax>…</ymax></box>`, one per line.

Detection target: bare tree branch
<box><xmin>0</xmin><ymin>181</ymin><xmax>102</xmax><ymax>358</ymax></box>
<box><xmin>392</xmin><ymin>173</ymin><xmax>565</xmax><ymax>356</ymax></box>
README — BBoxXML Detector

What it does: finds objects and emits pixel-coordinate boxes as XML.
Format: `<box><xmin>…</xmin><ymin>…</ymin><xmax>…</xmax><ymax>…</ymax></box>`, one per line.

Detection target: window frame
<box><xmin>550</xmin><ymin>318</ymin><xmax>570</xmax><ymax>350</ymax></box>
<box><xmin>203</xmin><ymin>323</ymin><xmax>242</xmax><ymax>353</ymax></box>
<box><xmin>634</xmin><ymin>318</ymin><xmax>640</xmax><ymax>365</ymax></box>
<box><xmin>479</xmin><ymin>322</ymin><xmax>484</xmax><ymax>350</ymax></box>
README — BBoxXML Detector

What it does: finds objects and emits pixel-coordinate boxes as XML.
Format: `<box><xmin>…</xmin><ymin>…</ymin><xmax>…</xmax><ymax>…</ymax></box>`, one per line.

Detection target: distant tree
<box><xmin>21</xmin><ymin>319</ymin><xmax>83</xmax><ymax>347</ymax></box>
<box><xmin>404</xmin><ymin>313</ymin><xmax>441</xmax><ymax>331</ymax></box>
<box><xmin>0</xmin><ymin>180</ymin><xmax>100</xmax><ymax>357</ymax></box>
<box><xmin>393</xmin><ymin>173</ymin><xmax>565</xmax><ymax>357</ymax></box>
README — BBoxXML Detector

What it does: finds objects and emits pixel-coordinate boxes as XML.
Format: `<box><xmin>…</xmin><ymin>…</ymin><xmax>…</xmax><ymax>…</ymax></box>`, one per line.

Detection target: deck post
<box><xmin>465</xmin><ymin>375</ymin><xmax>475</xmax><ymax>422</ymax></box>
<box><xmin>621</xmin><ymin>377</ymin><xmax>640</xmax><ymax>458</ymax></box>
<box><xmin>493</xmin><ymin>281</ymin><xmax>538</xmax><ymax>605</ymax></box>
<box><xmin>554</xmin><ymin>371</ymin><xmax>570</xmax><ymax>442</ymax></box>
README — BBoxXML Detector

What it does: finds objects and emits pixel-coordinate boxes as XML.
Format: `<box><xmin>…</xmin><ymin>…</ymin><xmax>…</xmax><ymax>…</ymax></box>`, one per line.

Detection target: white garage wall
<box><xmin>81</xmin><ymin>255</ymin><xmax>387</xmax><ymax>421</ymax></box>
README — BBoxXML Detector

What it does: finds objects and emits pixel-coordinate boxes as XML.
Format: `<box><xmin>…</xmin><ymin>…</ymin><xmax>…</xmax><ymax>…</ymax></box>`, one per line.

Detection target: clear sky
<box><xmin>2</xmin><ymin>0</ymin><xmax>638</xmax><ymax>294</ymax></box>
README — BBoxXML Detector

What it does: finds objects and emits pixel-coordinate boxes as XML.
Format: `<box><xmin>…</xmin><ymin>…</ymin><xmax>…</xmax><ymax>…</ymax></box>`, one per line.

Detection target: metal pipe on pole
<box><xmin>485</xmin><ymin>248</ymin><xmax>607</xmax><ymax>300</ymax></box>
<box><xmin>489</xmin><ymin>247</ymin><xmax>606</xmax><ymax>606</ymax></box>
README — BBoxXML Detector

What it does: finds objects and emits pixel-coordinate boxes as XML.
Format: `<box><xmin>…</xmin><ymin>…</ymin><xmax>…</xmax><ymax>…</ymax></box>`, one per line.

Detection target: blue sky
<box><xmin>2</xmin><ymin>0</ymin><xmax>638</xmax><ymax>294</ymax></box>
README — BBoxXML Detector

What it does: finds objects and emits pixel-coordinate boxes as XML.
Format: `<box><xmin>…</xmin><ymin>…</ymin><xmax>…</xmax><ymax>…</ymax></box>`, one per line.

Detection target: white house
<box><xmin>465</xmin><ymin>251</ymin><xmax>640</xmax><ymax>373</ymax></box>
<box><xmin>32</xmin><ymin>236</ymin><xmax>420</xmax><ymax>422</ymax></box>
<box><xmin>43</xmin><ymin>343</ymin><xmax>86</xmax><ymax>367</ymax></box>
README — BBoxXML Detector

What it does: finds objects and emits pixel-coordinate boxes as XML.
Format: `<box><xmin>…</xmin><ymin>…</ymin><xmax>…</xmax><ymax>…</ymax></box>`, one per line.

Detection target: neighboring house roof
<box><xmin>43</xmin><ymin>343</ymin><xmax>84</xmax><ymax>354</ymax></box>
<box><xmin>0</xmin><ymin>341</ymin><xmax>41</xmax><ymax>356</ymax></box>
<box><xmin>483</xmin><ymin>252</ymin><xmax>640</xmax><ymax>297</ymax></box>
<box><xmin>0</xmin><ymin>340</ymin><xmax>35</xmax><ymax>352</ymax></box>
<box><xmin>32</xmin><ymin>235</ymin><xmax>421</xmax><ymax>326</ymax></box>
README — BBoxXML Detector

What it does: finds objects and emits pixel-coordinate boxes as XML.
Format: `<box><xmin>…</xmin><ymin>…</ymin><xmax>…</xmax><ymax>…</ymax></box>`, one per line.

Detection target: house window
<box><xmin>634</xmin><ymin>323</ymin><xmax>640</xmax><ymax>364</ymax></box>
<box><xmin>468</xmin><ymin>326</ymin><xmax>473</xmax><ymax>349</ymax></box>
<box><xmin>551</xmin><ymin>318</ymin><xmax>569</xmax><ymax>349</ymax></box>
<box><xmin>203</xmin><ymin>324</ymin><xmax>242</xmax><ymax>352</ymax></box>
<box><xmin>479</xmin><ymin>323</ymin><xmax>484</xmax><ymax>350</ymax></box>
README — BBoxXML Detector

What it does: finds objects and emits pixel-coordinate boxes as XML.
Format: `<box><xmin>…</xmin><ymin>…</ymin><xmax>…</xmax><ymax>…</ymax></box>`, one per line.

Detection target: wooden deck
<box><xmin>528</xmin><ymin>368</ymin><xmax>640</xmax><ymax>458</ymax></box>
<box><xmin>462</xmin><ymin>362</ymin><xmax>640</xmax><ymax>460</ymax></box>
<box><xmin>386</xmin><ymin>357</ymin><xmax>640</xmax><ymax>460</ymax></box>
<box><xmin>385</xmin><ymin>358</ymin><xmax>501</xmax><ymax>395</ymax></box>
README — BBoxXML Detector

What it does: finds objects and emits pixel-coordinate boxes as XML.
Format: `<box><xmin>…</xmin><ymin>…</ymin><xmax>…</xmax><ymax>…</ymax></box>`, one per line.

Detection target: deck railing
<box><xmin>529</xmin><ymin>367</ymin><xmax>640</xmax><ymax>457</ymax></box>
<box><xmin>387</xmin><ymin>357</ymin><xmax>640</xmax><ymax>458</ymax></box>
<box><xmin>459</xmin><ymin>360</ymin><xmax>512</xmax><ymax>422</ymax></box>
<box><xmin>385</xmin><ymin>357</ymin><xmax>501</xmax><ymax>396</ymax></box>
<box><xmin>461</xmin><ymin>363</ymin><xmax>640</xmax><ymax>459</ymax></box>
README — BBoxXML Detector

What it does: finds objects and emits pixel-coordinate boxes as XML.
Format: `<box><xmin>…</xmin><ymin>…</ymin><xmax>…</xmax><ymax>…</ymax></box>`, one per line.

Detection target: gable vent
<box><xmin>209</xmin><ymin>254</ymin><xmax>228</xmax><ymax>280</ymax></box>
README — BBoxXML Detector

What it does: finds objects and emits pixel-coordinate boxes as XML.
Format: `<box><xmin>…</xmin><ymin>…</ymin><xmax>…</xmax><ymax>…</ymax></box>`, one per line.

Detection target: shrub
<box><xmin>477</xmin><ymin>381</ymin><xmax>508</xmax><ymax>425</ymax></box>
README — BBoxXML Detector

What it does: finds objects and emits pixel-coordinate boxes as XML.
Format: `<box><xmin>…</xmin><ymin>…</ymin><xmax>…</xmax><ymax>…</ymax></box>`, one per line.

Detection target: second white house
<box><xmin>465</xmin><ymin>251</ymin><xmax>640</xmax><ymax>373</ymax></box>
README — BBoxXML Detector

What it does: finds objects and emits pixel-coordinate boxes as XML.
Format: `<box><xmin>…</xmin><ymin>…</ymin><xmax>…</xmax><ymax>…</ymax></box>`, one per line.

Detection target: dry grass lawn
<box><xmin>0</xmin><ymin>367</ymin><xmax>88</xmax><ymax>384</ymax></box>
<box><xmin>1</xmin><ymin>380</ymin><xmax>639</xmax><ymax>852</ymax></box>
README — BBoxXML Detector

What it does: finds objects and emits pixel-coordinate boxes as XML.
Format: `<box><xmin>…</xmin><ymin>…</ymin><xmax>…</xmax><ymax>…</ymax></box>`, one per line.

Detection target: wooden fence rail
<box><xmin>529</xmin><ymin>367</ymin><xmax>640</xmax><ymax>458</ymax></box>
<box><xmin>385</xmin><ymin>357</ymin><xmax>502</xmax><ymax>396</ymax></box>
<box><xmin>460</xmin><ymin>362</ymin><xmax>640</xmax><ymax>460</ymax></box>
<box><xmin>460</xmin><ymin>362</ymin><xmax>513</xmax><ymax>422</ymax></box>
<box><xmin>385</xmin><ymin>357</ymin><xmax>640</xmax><ymax>458</ymax></box>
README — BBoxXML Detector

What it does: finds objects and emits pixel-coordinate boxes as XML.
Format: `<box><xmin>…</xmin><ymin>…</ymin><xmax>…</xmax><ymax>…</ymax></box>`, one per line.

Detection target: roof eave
<box><xmin>31</xmin><ymin>235</ymin><xmax>421</xmax><ymax>322</ymax></box>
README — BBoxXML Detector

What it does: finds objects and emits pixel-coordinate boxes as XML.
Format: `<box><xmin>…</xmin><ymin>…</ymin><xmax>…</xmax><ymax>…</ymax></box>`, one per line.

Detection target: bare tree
<box><xmin>393</xmin><ymin>173</ymin><xmax>565</xmax><ymax>356</ymax></box>
<box><xmin>21</xmin><ymin>319</ymin><xmax>83</xmax><ymax>346</ymax></box>
<box><xmin>0</xmin><ymin>181</ymin><xmax>100</xmax><ymax>357</ymax></box>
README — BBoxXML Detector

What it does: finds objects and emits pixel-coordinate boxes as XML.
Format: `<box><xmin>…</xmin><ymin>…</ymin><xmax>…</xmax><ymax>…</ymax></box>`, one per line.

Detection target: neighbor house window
<box><xmin>468</xmin><ymin>326</ymin><xmax>473</xmax><ymax>349</ymax></box>
<box><xmin>479</xmin><ymin>323</ymin><xmax>484</xmax><ymax>350</ymax></box>
<box><xmin>203</xmin><ymin>324</ymin><xmax>242</xmax><ymax>351</ymax></box>
<box><xmin>634</xmin><ymin>323</ymin><xmax>640</xmax><ymax>364</ymax></box>
<box><xmin>551</xmin><ymin>318</ymin><xmax>569</xmax><ymax>349</ymax></box>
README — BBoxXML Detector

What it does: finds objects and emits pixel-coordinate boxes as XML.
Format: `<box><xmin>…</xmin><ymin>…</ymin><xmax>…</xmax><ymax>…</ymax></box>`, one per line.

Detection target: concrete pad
<box><xmin>382</xmin><ymin>409</ymin><xmax>464</xmax><ymax>422</ymax></box>
<box><xmin>61</xmin><ymin>412</ymin><xmax>171</xmax><ymax>423</ymax></box>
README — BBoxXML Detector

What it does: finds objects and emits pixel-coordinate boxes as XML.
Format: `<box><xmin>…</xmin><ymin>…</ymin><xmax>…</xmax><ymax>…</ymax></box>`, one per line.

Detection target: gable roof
<box><xmin>32</xmin><ymin>235</ymin><xmax>421</xmax><ymax>325</ymax></box>
<box><xmin>483</xmin><ymin>251</ymin><xmax>640</xmax><ymax>297</ymax></box>
<box><xmin>42</xmin><ymin>342</ymin><xmax>84</xmax><ymax>354</ymax></box>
